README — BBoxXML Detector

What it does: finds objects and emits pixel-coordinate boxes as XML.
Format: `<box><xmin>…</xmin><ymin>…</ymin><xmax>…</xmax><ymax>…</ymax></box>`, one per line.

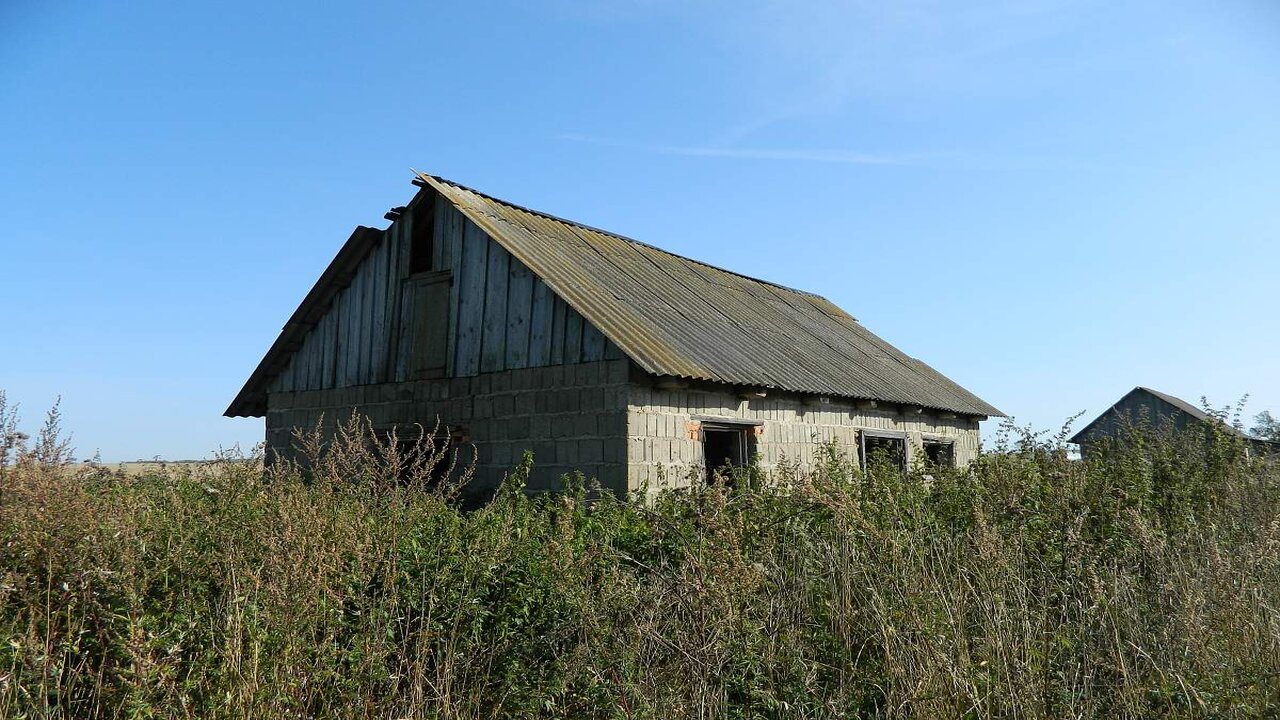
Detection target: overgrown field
<box><xmin>2</xmin><ymin>400</ymin><xmax>1278</xmax><ymax>718</ymax></box>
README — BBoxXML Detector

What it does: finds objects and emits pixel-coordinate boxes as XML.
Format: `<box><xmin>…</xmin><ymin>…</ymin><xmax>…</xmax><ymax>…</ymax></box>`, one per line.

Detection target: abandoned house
<box><xmin>226</xmin><ymin>173</ymin><xmax>1003</xmax><ymax>494</ymax></box>
<box><xmin>1069</xmin><ymin>386</ymin><xmax>1279</xmax><ymax>458</ymax></box>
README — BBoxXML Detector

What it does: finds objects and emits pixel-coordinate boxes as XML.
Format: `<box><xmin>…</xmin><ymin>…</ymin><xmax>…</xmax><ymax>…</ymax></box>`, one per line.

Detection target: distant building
<box><xmin>1069</xmin><ymin>386</ymin><xmax>1278</xmax><ymax>458</ymax></box>
<box><xmin>226</xmin><ymin>173</ymin><xmax>1002</xmax><ymax>495</ymax></box>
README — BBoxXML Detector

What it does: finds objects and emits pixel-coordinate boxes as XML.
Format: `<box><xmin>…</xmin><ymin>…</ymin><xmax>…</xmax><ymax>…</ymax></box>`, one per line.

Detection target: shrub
<box><xmin>1</xmin><ymin>400</ymin><xmax>1277</xmax><ymax>718</ymax></box>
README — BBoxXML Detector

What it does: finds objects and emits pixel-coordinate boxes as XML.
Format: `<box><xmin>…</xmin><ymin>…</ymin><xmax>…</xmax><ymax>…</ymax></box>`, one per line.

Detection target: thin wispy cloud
<box><xmin>556</xmin><ymin>133</ymin><xmax>910</xmax><ymax>165</ymax></box>
<box><xmin>557</xmin><ymin>132</ymin><xmax>1116</xmax><ymax>173</ymax></box>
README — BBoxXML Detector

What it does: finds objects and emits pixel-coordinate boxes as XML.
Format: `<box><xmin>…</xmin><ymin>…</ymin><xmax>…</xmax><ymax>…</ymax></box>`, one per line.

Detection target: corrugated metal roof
<box><xmin>418</xmin><ymin>173</ymin><xmax>1002</xmax><ymax>417</ymax></box>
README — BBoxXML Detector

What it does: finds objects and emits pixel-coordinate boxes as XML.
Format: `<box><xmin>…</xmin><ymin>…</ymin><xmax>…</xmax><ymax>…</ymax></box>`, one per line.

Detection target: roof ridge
<box><xmin>422</xmin><ymin>173</ymin><xmax>824</xmax><ymax>300</ymax></box>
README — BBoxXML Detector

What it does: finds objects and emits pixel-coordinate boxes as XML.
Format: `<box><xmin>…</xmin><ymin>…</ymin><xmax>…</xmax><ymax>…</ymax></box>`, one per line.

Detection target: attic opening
<box><xmin>408</xmin><ymin>198</ymin><xmax>437</xmax><ymax>275</ymax></box>
<box><xmin>702</xmin><ymin>421</ymin><xmax>757</xmax><ymax>484</ymax></box>
<box><xmin>860</xmin><ymin>430</ymin><xmax>906</xmax><ymax>475</ymax></box>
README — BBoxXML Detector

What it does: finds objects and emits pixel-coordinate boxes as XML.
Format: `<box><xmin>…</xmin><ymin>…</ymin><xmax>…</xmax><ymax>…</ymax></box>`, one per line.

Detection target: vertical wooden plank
<box><xmin>360</xmin><ymin>245</ymin><xmax>378</xmax><ymax>383</ymax></box>
<box><xmin>333</xmin><ymin>291</ymin><xmax>348</xmax><ymax>386</ymax></box>
<box><xmin>445</xmin><ymin>204</ymin><xmax>464</xmax><ymax>377</ymax></box>
<box><xmin>350</xmin><ymin>265</ymin><xmax>367</xmax><ymax>384</ymax></box>
<box><xmin>313</xmin><ymin>330</ymin><xmax>325</xmax><ymax>387</ymax></box>
<box><xmin>383</xmin><ymin>220</ymin><xmax>403</xmax><ymax>382</ymax></box>
<box><xmin>366</xmin><ymin>245</ymin><xmax>382</xmax><ymax>382</ymax></box>
<box><xmin>581</xmin><ymin>321</ymin><xmax>605</xmax><ymax>362</ymax></box>
<box><xmin>564</xmin><ymin>307</ymin><xmax>583</xmax><ymax>364</ymax></box>
<box><xmin>432</xmin><ymin>194</ymin><xmax>447</xmax><ymax>270</ymax></box>
<box><xmin>446</xmin><ymin>204</ymin><xmax>465</xmax><ymax>274</ymax></box>
<box><xmin>480</xmin><ymin>241</ymin><xmax>509</xmax><ymax>373</ymax></box>
<box><xmin>603</xmin><ymin>338</ymin><xmax>625</xmax><ymax>360</ymax></box>
<box><xmin>292</xmin><ymin>338</ymin><xmax>307</xmax><ymax>392</ymax></box>
<box><xmin>342</xmin><ymin>276</ymin><xmax>357</xmax><ymax>386</ymax></box>
<box><xmin>453</xmin><ymin>220</ymin><xmax>489</xmax><ymax>377</ymax></box>
<box><xmin>549</xmin><ymin>296</ymin><xmax>566</xmax><ymax>365</ymax></box>
<box><xmin>505</xmin><ymin>259</ymin><xmax>533</xmax><ymax>369</ymax></box>
<box><xmin>394</xmin><ymin>281</ymin><xmax>414</xmax><ymax>382</ymax></box>
<box><xmin>369</xmin><ymin>236</ymin><xmax>388</xmax><ymax>384</ymax></box>
<box><xmin>321</xmin><ymin>308</ymin><xmax>336</xmax><ymax>388</ymax></box>
<box><xmin>279</xmin><ymin>358</ymin><xmax>293</xmax><ymax>392</ymax></box>
<box><xmin>346</xmin><ymin>273</ymin><xmax>361</xmax><ymax>385</ymax></box>
<box><xmin>376</xmin><ymin>225</ymin><xmax>396</xmax><ymax>381</ymax></box>
<box><xmin>301</xmin><ymin>330</ymin><xmax>316</xmax><ymax>390</ymax></box>
<box><xmin>342</xmin><ymin>279</ymin><xmax>361</xmax><ymax>387</ymax></box>
<box><xmin>528</xmin><ymin>279</ymin><xmax>553</xmax><ymax>367</ymax></box>
<box><xmin>307</xmin><ymin>318</ymin><xmax>319</xmax><ymax>390</ymax></box>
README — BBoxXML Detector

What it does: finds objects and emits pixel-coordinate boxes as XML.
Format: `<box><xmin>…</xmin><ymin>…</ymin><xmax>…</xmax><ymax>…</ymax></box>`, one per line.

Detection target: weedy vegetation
<box><xmin>1</xmin><ymin>389</ymin><xmax>1278</xmax><ymax>718</ymax></box>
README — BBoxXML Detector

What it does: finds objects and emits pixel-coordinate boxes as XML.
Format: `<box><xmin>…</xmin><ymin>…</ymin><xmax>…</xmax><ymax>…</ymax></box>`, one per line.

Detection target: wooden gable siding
<box><xmin>1079</xmin><ymin>390</ymin><xmax>1199</xmax><ymax>444</ymax></box>
<box><xmin>268</xmin><ymin>196</ymin><xmax>621</xmax><ymax>394</ymax></box>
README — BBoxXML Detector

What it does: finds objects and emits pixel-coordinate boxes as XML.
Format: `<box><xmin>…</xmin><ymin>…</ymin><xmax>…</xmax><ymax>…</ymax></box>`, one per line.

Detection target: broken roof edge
<box><xmin>224</xmin><ymin>225</ymin><xmax>385</xmax><ymax>418</ymax></box>
<box><xmin>413</xmin><ymin>171</ymin><xmax>839</xmax><ymax>309</ymax></box>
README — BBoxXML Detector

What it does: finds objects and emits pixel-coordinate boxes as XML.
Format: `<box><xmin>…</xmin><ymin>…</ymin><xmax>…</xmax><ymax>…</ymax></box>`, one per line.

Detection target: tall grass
<box><xmin>1</xmin><ymin>394</ymin><xmax>1277</xmax><ymax>718</ymax></box>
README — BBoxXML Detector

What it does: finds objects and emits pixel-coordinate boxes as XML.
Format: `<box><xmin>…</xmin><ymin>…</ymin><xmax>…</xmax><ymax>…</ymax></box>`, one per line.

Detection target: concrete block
<box><xmin>514</xmin><ymin>392</ymin><xmax>535</xmax><ymax>415</ymax></box>
<box><xmin>530</xmin><ymin>441</ymin><xmax>557</xmax><ymax>464</ymax></box>
<box><xmin>607</xmin><ymin>359</ymin><xmax>629</xmax><ymax>384</ymax></box>
<box><xmin>556</xmin><ymin>439</ymin><xmax>578</xmax><ymax>465</ymax></box>
<box><xmin>561</xmin><ymin>391</ymin><xmax>580</xmax><ymax>413</ymax></box>
<box><xmin>580</xmin><ymin>387</ymin><xmax>602</xmax><ymax>411</ymax></box>
<box><xmin>493</xmin><ymin>394</ymin><xmax>514</xmax><ymax>418</ymax></box>
<box><xmin>490</xmin><ymin>442</ymin><xmax>512</xmax><ymax>466</ymax></box>
<box><xmin>574</xmin><ymin>413</ymin><xmax>597</xmax><ymax>437</ymax></box>
<box><xmin>509</xmin><ymin>415</ymin><xmax>531</xmax><ymax>440</ymax></box>
<box><xmin>532</xmin><ymin>414</ymin><xmax>560</xmax><ymax>439</ymax></box>
<box><xmin>628</xmin><ymin>436</ymin><xmax>647</xmax><ymax>462</ymax></box>
<box><xmin>602</xmin><ymin>437</ymin><xmax>626</xmax><ymax>465</ymax></box>
<box><xmin>599</xmin><ymin>410</ymin><xmax>626</xmax><ymax>435</ymax></box>
<box><xmin>547</xmin><ymin>417</ymin><xmax>569</xmax><ymax>438</ymax></box>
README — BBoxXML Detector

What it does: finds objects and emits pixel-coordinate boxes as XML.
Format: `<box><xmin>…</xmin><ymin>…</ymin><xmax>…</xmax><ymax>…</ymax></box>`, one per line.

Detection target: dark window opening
<box><xmin>860</xmin><ymin>432</ymin><xmax>906</xmax><ymax>475</ymax></box>
<box><xmin>702</xmin><ymin>422</ymin><xmax>756</xmax><ymax>484</ymax></box>
<box><xmin>922</xmin><ymin>439</ymin><xmax>955</xmax><ymax>468</ymax></box>
<box><xmin>377</xmin><ymin>425</ymin><xmax>466</xmax><ymax>488</ymax></box>
<box><xmin>408</xmin><ymin>203</ymin><xmax>436</xmax><ymax>275</ymax></box>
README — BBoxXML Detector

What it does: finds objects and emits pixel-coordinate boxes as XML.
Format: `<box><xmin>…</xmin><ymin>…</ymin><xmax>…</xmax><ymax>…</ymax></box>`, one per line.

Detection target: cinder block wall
<box><xmin>626</xmin><ymin>381</ymin><xmax>982</xmax><ymax>493</ymax></box>
<box><xmin>265</xmin><ymin>359</ymin><xmax>631</xmax><ymax>494</ymax></box>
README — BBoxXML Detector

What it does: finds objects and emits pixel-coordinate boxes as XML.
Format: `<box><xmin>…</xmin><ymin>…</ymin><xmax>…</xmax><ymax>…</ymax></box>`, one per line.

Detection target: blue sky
<box><xmin>2</xmin><ymin>0</ymin><xmax>1277</xmax><ymax>460</ymax></box>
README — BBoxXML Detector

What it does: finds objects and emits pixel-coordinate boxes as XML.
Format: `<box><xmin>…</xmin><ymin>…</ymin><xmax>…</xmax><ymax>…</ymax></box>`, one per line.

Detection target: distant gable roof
<box><xmin>1068</xmin><ymin>386</ymin><xmax>1262</xmax><ymax>445</ymax></box>
<box><xmin>227</xmin><ymin>173</ymin><xmax>1003</xmax><ymax>418</ymax></box>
